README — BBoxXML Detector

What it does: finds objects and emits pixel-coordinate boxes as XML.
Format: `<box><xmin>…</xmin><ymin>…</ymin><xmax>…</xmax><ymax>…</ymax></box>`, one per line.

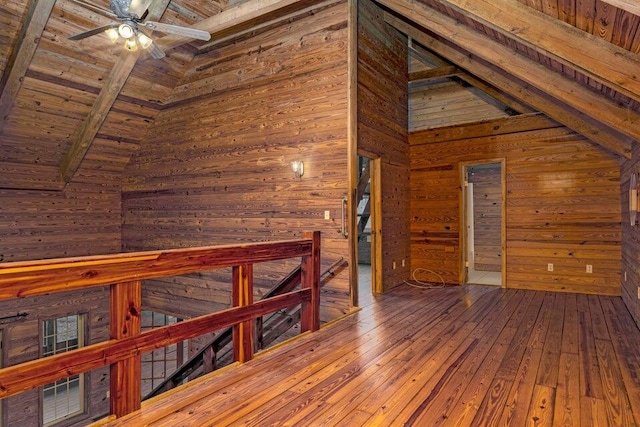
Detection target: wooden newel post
<box><xmin>233</xmin><ymin>263</ymin><xmax>254</xmax><ymax>363</ymax></box>
<box><xmin>301</xmin><ymin>231</ymin><xmax>321</xmax><ymax>332</ymax></box>
<box><xmin>110</xmin><ymin>280</ymin><xmax>142</xmax><ymax>418</ymax></box>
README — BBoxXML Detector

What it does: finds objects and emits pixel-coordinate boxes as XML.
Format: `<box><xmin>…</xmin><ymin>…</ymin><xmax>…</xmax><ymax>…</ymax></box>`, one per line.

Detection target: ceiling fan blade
<box><xmin>68</xmin><ymin>23</ymin><xmax>118</xmax><ymax>41</ymax></box>
<box><xmin>149</xmin><ymin>43</ymin><xmax>166</xmax><ymax>59</ymax></box>
<box><xmin>141</xmin><ymin>21</ymin><xmax>211</xmax><ymax>41</ymax></box>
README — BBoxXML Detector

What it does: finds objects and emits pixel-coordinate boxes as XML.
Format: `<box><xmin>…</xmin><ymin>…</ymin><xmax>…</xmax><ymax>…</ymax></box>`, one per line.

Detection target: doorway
<box><xmin>356</xmin><ymin>154</ymin><xmax>382</xmax><ymax>305</ymax></box>
<box><xmin>461</xmin><ymin>160</ymin><xmax>505</xmax><ymax>286</ymax></box>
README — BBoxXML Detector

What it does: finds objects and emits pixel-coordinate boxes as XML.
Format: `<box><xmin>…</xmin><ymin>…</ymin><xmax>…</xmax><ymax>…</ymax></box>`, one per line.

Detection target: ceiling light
<box><xmin>118</xmin><ymin>23</ymin><xmax>135</xmax><ymax>39</ymax></box>
<box><xmin>137</xmin><ymin>32</ymin><xmax>153</xmax><ymax>49</ymax></box>
<box><xmin>105</xmin><ymin>28</ymin><xmax>119</xmax><ymax>43</ymax></box>
<box><xmin>124</xmin><ymin>38</ymin><xmax>138</xmax><ymax>51</ymax></box>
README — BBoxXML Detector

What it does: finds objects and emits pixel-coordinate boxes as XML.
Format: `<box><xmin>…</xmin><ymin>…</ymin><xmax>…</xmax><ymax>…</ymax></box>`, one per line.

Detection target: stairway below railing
<box><xmin>144</xmin><ymin>257</ymin><xmax>347</xmax><ymax>400</ymax></box>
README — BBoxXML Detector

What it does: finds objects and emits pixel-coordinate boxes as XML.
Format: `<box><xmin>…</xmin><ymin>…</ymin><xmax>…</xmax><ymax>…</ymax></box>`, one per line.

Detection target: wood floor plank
<box><xmin>554</xmin><ymin>352</ymin><xmax>581</xmax><ymax>427</ymax></box>
<box><xmin>599</xmin><ymin>297</ymin><xmax>640</xmax><ymax>424</ymax></box>
<box><xmin>595</xmin><ymin>338</ymin><xmax>636</xmax><ymax>426</ymax></box>
<box><xmin>561</xmin><ymin>293</ymin><xmax>579</xmax><ymax>355</ymax></box>
<box><xmin>88</xmin><ymin>285</ymin><xmax>640</xmax><ymax>427</ymax></box>
<box><xmin>536</xmin><ymin>292</ymin><xmax>565</xmax><ymax>387</ymax></box>
<box><xmin>527</xmin><ymin>384</ymin><xmax>556</xmax><ymax>426</ymax></box>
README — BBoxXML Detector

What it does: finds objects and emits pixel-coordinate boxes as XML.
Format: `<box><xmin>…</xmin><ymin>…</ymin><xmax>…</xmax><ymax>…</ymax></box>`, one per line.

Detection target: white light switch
<box><xmin>324</xmin><ymin>210</ymin><xmax>331</xmax><ymax>220</ymax></box>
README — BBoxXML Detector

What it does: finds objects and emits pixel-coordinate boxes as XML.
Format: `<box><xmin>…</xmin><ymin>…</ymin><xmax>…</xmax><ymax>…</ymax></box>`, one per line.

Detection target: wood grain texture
<box><xmin>357</xmin><ymin>0</ymin><xmax>410</xmax><ymax>291</ymax></box>
<box><xmin>410</xmin><ymin>115</ymin><xmax>621</xmax><ymax>294</ymax></box>
<box><xmin>122</xmin><ymin>2</ymin><xmax>351</xmax><ymax>323</ymax></box>
<box><xmin>88</xmin><ymin>285</ymin><xmax>640</xmax><ymax>426</ymax></box>
<box><xmin>620</xmin><ymin>141</ymin><xmax>640</xmax><ymax>329</ymax></box>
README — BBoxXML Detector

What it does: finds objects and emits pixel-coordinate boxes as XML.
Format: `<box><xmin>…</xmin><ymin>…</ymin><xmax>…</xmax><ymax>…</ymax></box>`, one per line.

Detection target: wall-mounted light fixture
<box><xmin>292</xmin><ymin>161</ymin><xmax>304</xmax><ymax>178</ymax></box>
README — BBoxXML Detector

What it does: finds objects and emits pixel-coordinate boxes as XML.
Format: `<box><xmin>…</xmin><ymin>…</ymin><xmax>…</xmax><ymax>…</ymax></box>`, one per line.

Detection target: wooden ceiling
<box><xmin>1</xmin><ymin>0</ymin><xmax>639</xmax><ymax>191</ymax></box>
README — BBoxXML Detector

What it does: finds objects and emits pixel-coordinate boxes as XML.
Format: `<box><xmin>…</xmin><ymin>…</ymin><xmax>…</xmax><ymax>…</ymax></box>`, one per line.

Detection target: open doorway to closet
<box><xmin>461</xmin><ymin>160</ymin><xmax>505</xmax><ymax>286</ymax></box>
<box><xmin>356</xmin><ymin>154</ymin><xmax>382</xmax><ymax>305</ymax></box>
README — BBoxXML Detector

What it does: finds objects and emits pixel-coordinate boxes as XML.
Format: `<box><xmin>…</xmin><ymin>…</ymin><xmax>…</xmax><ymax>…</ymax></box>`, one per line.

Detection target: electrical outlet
<box><xmin>547</xmin><ymin>263</ymin><xmax>553</xmax><ymax>272</ymax></box>
<box><xmin>324</xmin><ymin>210</ymin><xmax>330</xmax><ymax>220</ymax></box>
<box><xmin>586</xmin><ymin>264</ymin><xmax>593</xmax><ymax>274</ymax></box>
<box><xmin>393</xmin><ymin>261</ymin><xmax>396</xmax><ymax>270</ymax></box>
<box><xmin>402</xmin><ymin>259</ymin><xmax>406</xmax><ymax>267</ymax></box>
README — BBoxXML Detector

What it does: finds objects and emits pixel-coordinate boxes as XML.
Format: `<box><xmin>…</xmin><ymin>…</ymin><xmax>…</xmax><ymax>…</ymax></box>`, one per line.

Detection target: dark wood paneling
<box><xmin>122</xmin><ymin>2</ymin><xmax>351</xmax><ymax>323</ymax></box>
<box><xmin>621</xmin><ymin>141</ymin><xmax>640</xmax><ymax>328</ymax></box>
<box><xmin>410</xmin><ymin>116</ymin><xmax>621</xmax><ymax>295</ymax></box>
<box><xmin>357</xmin><ymin>0</ymin><xmax>410</xmax><ymax>291</ymax></box>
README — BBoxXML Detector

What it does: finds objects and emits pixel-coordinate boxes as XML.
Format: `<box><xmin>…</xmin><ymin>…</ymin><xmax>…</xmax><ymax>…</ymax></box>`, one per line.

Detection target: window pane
<box><xmin>42</xmin><ymin>315</ymin><xmax>84</xmax><ymax>425</ymax></box>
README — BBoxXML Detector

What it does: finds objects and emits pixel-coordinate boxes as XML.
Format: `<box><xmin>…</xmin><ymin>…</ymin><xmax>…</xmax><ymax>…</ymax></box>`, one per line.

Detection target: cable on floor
<box><xmin>404</xmin><ymin>267</ymin><xmax>446</xmax><ymax>289</ymax></box>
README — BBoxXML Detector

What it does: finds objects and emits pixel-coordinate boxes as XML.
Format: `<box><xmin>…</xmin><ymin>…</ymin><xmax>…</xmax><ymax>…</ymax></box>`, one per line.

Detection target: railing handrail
<box><xmin>0</xmin><ymin>238</ymin><xmax>313</xmax><ymax>300</ymax></box>
<box><xmin>0</xmin><ymin>231</ymin><xmax>321</xmax><ymax>421</ymax></box>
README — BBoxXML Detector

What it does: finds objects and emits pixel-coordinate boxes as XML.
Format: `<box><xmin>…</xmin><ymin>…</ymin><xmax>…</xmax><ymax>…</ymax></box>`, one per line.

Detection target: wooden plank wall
<box><xmin>357</xmin><ymin>0</ymin><xmax>410</xmax><ymax>291</ymax></box>
<box><xmin>0</xmin><ymin>186</ymin><xmax>120</xmax><ymax>424</ymax></box>
<box><xmin>469</xmin><ymin>165</ymin><xmax>501</xmax><ymax>272</ymax></box>
<box><xmin>409</xmin><ymin>80</ymin><xmax>509</xmax><ymax>131</ymax></box>
<box><xmin>407</xmin><ymin>51</ymin><xmax>509</xmax><ymax>132</ymax></box>
<box><xmin>410</xmin><ymin>114</ymin><xmax>622</xmax><ymax>295</ymax></box>
<box><xmin>122</xmin><ymin>1</ymin><xmax>351</xmax><ymax>323</ymax></box>
<box><xmin>2</xmin><ymin>287</ymin><xmax>110</xmax><ymax>426</ymax></box>
<box><xmin>621</xmin><ymin>143</ymin><xmax>640</xmax><ymax>328</ymax></box>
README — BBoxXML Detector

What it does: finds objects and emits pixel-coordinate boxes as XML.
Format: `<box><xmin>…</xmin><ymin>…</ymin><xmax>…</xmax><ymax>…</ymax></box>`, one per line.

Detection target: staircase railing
<box><xmin>0</xmin><ymin>231</ymin><xmax>321</xmax><ymax>420</ymax></box>
<box><xmin>143</xmin><ymin>257</ymin><xmax>346</xmax><ymax>400</ymax></box>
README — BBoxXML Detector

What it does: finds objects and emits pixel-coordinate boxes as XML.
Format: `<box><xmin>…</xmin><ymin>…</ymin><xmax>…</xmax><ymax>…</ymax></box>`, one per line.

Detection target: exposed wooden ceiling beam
<box><xmin>384</xmin><ymin>12</ymin><xmax>633</xmax><ymax>158</ymax></box>
<box><xmin>197</xmin><ymin>0</ymin><xmax>341</xmax><ymax>52</ymax></box>
<box><xmin>0</xmin><ymin>0</ymin><xmax>57</xmax><ymax>133</ymax></box>
<box><xmin>429</xmin><ymin>0</ymin><xmax>640</xmax><ymax>103</ymax></box>
<box><xmin>409</xmin><ymin>66</ymin><xmax>460</xmax><ymax>82</ymax></box>
<box><xmin>157</xmin><ymin>0</ymin><xmax>314</xmax><ymax>51</ymax></box>
<box><xmin>59</xmin><ymin>0</ymin><xmax>171</xmax><ymax>184</ymax></box>
<box><xmin>603</xmin><ymin>0</ymin><xmax>640</xmax><ymax>16</ymax></box>
<box><xmin>410</xmin><ymin>43</ymin><xmax>535</xmax><ymax>114</ymax></box>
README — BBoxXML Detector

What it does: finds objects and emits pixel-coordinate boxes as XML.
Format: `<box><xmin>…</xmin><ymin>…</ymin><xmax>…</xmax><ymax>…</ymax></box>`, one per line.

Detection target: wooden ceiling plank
<box><xmin>427</xmin><ymin>0</ymin><xmax>640</xmax><ymax>103</ymax></box>
<box><xmin>0</xmin><ymin>0</ymin><xmax>57</xmax><ymax>133</ymax></box>
<box><xmin>385</xmin><ymin>13</ymin><xmax>632</xmax><ymax>158</ymax></box>
<box><xmin>157</xmin><ymin>0</ymin><xmax>313</xmax><ymax>51</ymax></box>
<box><xmin>378</xmin><ymin>0</ymin><xmax>637</xmax><ymax>151</ymax></box>
<box><xmin>59</xmin><ymin>0</ymin><xmax>171</xmax><ymax>184</ymax></box>
<box><xmin>602</xmin><ymin>0</ymin><xmax>640</xmax><ymax>16</ymax></box>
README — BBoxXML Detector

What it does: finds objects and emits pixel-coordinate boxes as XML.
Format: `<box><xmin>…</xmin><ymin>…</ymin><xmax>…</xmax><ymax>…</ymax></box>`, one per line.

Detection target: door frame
<box><xmin>351</xmin><ymin>151</ymin><xmax>382</xmax><ymax>306</ymax></box>
<box><xmin>459</xmin><ymin>159</ymin><xmax>506</xmax><ymax>287</ymax></box>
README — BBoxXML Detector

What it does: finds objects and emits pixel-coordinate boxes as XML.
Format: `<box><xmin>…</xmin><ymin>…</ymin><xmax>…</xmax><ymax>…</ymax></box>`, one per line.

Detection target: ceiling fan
<box><xmin>68</xmin><ymin>0</ymin><xmax>211</xmax><ymax>59</ymax></box>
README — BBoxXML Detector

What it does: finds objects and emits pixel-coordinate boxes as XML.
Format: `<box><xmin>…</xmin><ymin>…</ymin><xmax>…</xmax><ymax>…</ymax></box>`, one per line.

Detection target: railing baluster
<box><xmin>110</xmin><ymin>280</ymin><xmax>142</xmax><ymax>417</ymax></box>
<box><xmin>301</xmin><ymin>231</ymin><xmax>321</xmax><ymax>332</ymax></box>
<box><xmin>232</xmin><ymin>263</ymin><xmax>254</xmax><ymax>363</ymax></box>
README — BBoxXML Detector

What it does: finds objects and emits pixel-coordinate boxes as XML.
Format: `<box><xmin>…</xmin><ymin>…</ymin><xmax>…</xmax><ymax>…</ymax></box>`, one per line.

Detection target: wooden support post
<box><xmin>232</xmin><ymin>264</ymin><xmax>254</xmax><ymax>363</ymax></box>
<box><xmin>110</xmin><ymin>280</ymin><xmax>142</xmax><ymax>418</ymax></box>
<box><xmin>301</xmin><ymin>231</ymin><xmax>321</xmax><ymax>332</ymax></box>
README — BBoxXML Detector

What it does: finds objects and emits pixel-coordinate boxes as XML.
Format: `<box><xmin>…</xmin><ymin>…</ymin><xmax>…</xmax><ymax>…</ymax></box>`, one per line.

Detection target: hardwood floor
<box><xmin>95</xmin><ymin>284</ymin><xmax>640</xmax><ymax>426</ymax></box>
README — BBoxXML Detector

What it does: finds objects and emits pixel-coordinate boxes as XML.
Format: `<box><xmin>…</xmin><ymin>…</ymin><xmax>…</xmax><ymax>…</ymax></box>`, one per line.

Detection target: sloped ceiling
<box><xmin>0</xmin><ymin>0</ymin><xmax>639</xmax><ymax>191</ymax></box>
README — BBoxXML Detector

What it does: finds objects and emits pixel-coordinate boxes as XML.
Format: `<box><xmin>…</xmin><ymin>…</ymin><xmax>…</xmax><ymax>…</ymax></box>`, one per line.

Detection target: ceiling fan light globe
<box><xmin>105</xmin><ymin>28</ymin><xmax>120</xmax><ymax>43</ymax></box>
<box><xmin>124</xmin><ymin>38</ymin><xmax>138</xmax><ymax>51</ymax></box>
<box><xmin>137</xmin><ymin>33</ymin><xmax>153</xmax><ymax>49</ymax></box>
<box><xmin>118</xmin><ymin>23</ymin><xmax>135</xmax><ymax>39</ymax></box>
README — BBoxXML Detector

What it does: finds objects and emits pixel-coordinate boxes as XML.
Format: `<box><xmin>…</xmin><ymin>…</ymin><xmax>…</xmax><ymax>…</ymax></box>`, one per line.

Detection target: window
<box><xmin>141</xmin><ymin>311</ymin><xmax>187</xmax><ymax>397</ymax></box>
<box><xmin>42</xmin><ymin>315</ymin><xmax>85</xmax><ymax>425</ymax></box>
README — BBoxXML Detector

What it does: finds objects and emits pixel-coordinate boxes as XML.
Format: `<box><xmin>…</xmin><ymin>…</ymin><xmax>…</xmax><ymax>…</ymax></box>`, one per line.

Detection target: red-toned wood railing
<box><xmin>0</xmin><ymin>231</ymin><xmax>320</xmax><ymax>419</ymax></box>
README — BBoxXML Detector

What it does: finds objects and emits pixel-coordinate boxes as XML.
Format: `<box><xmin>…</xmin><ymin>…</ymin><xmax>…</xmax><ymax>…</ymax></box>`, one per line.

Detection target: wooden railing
<box><xmin>0</xmin><ymin>231</ymin><xmax>320</xmax><ymax>419</ymax></box>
